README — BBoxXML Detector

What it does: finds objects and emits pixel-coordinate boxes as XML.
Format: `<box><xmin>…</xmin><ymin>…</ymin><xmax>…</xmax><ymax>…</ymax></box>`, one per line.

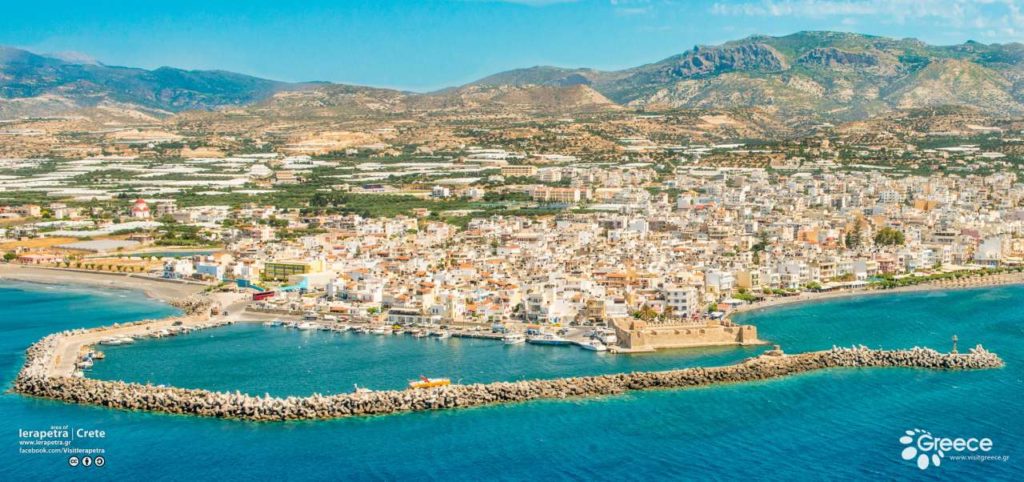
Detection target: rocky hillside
<box><xmin>0</xmin><ymin>46</ymin><xmax>291</xmax><ymax>118</ymax></box>
<box><xmin>473</xmin><ymin>31</ymin><xmax>1024</xmax><ymax>121</ymax></box>
<box><xmin>9</xmin><ymin>31</ymin><xmax>1024</xmax><ymax>122</ymax></box>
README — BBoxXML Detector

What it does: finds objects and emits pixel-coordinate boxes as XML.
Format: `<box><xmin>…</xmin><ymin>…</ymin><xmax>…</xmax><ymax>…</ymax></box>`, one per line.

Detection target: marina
<box><xmin>1</xmin><ymin>281</ymin><xmax>1022</xmax><ymax>479</ymax></box>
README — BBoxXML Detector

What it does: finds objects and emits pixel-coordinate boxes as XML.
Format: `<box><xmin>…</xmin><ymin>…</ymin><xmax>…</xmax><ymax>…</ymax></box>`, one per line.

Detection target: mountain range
<box><xmin>6</xmin><ymin>31</ymin><xmax>1024</xmax><ymax>122</ymax></box>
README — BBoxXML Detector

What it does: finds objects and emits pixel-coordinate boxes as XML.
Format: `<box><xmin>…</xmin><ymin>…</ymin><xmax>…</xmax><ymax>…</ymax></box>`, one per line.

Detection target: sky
<box><xmin>5</xmin><ymin>0</ymin><xmax>1024</xmax><ymax>91</ymax></box>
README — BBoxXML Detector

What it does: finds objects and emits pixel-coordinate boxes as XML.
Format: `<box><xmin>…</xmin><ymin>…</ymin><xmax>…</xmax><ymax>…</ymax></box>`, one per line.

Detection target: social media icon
<box><xmin>95</xmin><ymin>456</ymin><xmax>106</xmax><ymax>467</ymax></box>
<box><xmin>68</xmin><ymin>456</ymin><xmax>80</xmax><ymax>467</ymax></box>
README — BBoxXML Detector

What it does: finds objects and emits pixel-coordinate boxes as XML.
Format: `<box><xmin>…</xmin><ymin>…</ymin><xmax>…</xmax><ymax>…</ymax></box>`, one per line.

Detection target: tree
<box><xmin>874</xmin><ymin>227</ymin><xmax>905</xmax><ymax>246</ymax></box>
<box><xmin>845</xmin><ymin>218</ymin><xmax>863</xmax><ymax>249</ymax></box>
<box><xmin>3</xmin><ymin>252</ymin><xmax>16</xmax><ymax>262</ymax></box>
<box><xmin>752</xmin><ymin>230</ymin><xmax>770</xmax><ymax>252</ymax></box>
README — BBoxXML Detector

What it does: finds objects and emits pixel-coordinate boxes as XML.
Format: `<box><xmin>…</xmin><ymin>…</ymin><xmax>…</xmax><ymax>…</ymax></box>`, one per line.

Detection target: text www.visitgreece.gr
<box><xmin>947</xmin><ymin>454</ymin><xmax>1010</xmax><ymax>463</ymax></box>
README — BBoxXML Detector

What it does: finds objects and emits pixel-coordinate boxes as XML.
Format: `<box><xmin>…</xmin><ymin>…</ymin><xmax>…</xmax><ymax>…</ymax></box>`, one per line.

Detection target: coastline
<box><xmin>2</xmin><ymin>268</ymin><xmax>1013</xmax><ymax>421</ymax></box>
<box><xmin>729</xmin><ymin>271</ymin><xmax>1024</xmax><ymax>318</ymax></box>
<box><xmin>0</xmin><ymin>264</ymin><xmax>207</xmax><ymax>304</ymax></box>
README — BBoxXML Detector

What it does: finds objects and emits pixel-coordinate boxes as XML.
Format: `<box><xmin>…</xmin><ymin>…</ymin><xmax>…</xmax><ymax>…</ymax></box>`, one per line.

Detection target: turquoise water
<box><xmin>90</xmin><ymin>325</ymin><xmax>763</xmax><ymax>395</ymax></box>
<box><xmin>2</xmin><ymin>282</ymin><xmax>1022</xmax><ymax>480</ymax></box>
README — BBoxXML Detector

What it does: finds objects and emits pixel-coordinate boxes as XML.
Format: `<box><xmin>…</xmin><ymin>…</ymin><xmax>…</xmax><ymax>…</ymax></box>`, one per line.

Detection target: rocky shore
<box><xmin>12</xmin><ymin>332</ymin><xmax>1004</xmax><ymax>421</ymax></box>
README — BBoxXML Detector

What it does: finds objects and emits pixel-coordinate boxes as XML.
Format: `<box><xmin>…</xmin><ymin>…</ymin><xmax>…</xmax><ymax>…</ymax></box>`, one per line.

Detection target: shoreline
<box><xmin>2</xmin><ymin>270</ymin><xmax>1012</xmax><ymax>420</ymax></box>
<box><xmin>729</xmin><ymin>272</ymin><xmax>1024</xmax><ymax>318</ymax></box>
<box><xmin>0</xmin><ymin>264</ymin><xmax>208</xmax><ymax>304</ymax></box>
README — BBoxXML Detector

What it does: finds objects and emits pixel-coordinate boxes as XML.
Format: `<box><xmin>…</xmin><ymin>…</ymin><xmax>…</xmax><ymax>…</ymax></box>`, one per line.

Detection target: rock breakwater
<box><xmin>12</xmin><ymin>332</ymin><xmax>1004</xmax><ymax>421</ymax></box>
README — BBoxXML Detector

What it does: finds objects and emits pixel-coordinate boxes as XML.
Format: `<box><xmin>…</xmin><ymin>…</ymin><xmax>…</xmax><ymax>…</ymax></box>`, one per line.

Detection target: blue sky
<box><xmin>4</xmin><ymin>0</ymin><xmax>1024</xmax><ymax>91</ymax></box>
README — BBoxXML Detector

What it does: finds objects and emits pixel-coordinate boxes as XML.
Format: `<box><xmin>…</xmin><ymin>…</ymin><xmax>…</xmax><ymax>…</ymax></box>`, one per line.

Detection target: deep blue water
<box><xmin>2</xmin><ymin>282</ymin><xmax>1022</xmax><ymax>480</ymax></box>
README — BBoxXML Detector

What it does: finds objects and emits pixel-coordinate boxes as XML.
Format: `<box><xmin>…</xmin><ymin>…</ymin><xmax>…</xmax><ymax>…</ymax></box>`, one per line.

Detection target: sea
<box><xmin>1</xmin><ymin>280</ymin><xmax>1022</xmax><ymax>480</ymax></box>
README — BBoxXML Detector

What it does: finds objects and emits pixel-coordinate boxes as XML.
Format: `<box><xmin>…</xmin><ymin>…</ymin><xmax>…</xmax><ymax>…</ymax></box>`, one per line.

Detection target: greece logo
<box><xmin>900</xmin><ymin>428</ymin><xmax>944</xmax><ymax>470</ymax></box>
<box><xmin>899</xmin><ymin>428</ymin><xmax>995</xmax><ymax>470</ymax></box>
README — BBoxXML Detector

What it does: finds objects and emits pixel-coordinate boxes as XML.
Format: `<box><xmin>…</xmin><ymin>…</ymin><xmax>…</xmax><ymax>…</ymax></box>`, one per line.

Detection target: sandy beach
<box><xmin>729</xmin><ymin>271</ymin><xmax>1024</xmax><ymax>317</ymax></box>
<box><xmin>0</xmin><ymin>264</ymin><xmax>208</xmax><ymax>303</ymax></box>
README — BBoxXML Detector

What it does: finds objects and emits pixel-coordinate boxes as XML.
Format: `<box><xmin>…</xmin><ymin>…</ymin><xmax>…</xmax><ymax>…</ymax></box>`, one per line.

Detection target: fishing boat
<box><xmin>407</xmin><ymin>376</ymin><xmax>451</xmax><ymax>390</ymax></box>
<box><xmin>296</xmin><ymin>322</ymin><xmax>320</xmax><ymax>331</ymax></box>
<box><xmin>578</xmin><ymin>339</ymin><xmax>608</xmax><ymax>352</ymax></box>
<box><xmin>526</xmin><ymin>332</ymin><xmax>571</xmax><ymax>346</ymax></box>
<box><xmin>503</xmin><ymin>333</ymin><xmax>526</xmax><ymax>345</ymax></box>
<box><xmin>371</xmin><ymin>326</ymin><xmax>388</xmax><ymax>335</ymax></box>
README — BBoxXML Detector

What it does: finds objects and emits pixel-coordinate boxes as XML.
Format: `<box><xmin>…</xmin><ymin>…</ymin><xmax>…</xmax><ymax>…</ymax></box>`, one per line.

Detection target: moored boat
<box><xmin>527</xmin><ymin>332</ymin><xmax>571</xmax><ymax>346</ymax></box>
<box><xmin>503</xmin><ymin>333</ymin><xmax>526</xmax><ymax>345</ymax></box>
<box><xmin>407</xmin><ymin>376</ymin><xmax>451</xmax><ymax>390</ymax></box>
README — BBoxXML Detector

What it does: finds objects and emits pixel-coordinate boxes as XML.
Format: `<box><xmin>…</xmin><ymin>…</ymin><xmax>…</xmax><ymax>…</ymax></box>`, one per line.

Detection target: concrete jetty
<box><xmin>12</xmin><ymin>317</ymin><xmax>1005</xmax><ymax>421</ymax></box>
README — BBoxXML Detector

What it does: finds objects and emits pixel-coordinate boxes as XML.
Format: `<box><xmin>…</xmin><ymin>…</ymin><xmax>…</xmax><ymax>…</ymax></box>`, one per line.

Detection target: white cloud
<box><xmin>712</xmin><ymin>0</ymin><xmax>1024</xmax><ymax>26</ymax></box>
<box><xmin>709</xmin><ymin>0</ymin><xmax>1024</xmax><ymax>37</ymax></box>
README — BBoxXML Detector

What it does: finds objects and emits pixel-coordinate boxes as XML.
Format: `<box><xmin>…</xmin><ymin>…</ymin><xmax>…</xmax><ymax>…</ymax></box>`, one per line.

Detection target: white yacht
<box><xmin>526</xmin><ymin>332</ymin><xmax>571</xmax><ymax>346</ymax></box>
<box><xmin>502</xmin><ymin>333</ymin><xmax>526</xmax><ymax>345</ymax></box>
<box><xmin>578</xmin><ymin>339</ymin><xmax>608</xmax><ymax>352</ymax></box>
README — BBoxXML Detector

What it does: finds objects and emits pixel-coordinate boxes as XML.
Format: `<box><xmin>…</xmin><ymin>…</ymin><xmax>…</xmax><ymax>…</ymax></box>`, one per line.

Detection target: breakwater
<box><xmin>13</xmin><ymin>329</ymin><xmax>1004</xmax><ymax>420</ymax></box>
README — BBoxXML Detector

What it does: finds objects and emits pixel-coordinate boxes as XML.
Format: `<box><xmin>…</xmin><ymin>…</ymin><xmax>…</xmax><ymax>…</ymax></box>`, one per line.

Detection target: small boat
<box><xmin>353</xmin><ymin>384</ymin><xmax>374</xmax><ymax>394</ymax></box>
<box><xmin>412</xmin><ymin>330</ymin><xmax>428</xmax><ymax>338</ymax></box>
<box><xmin>527</xmin><ymin>333</ymin><xmax>571</xmax><ymax>346</ymax></box>
<box><xmin>99</xmin><ymin>337</ymin><xmax>123</xmax><ymax>346</ymax></box>
<box><xmin>408</xmin><ymin>376</ymin><xmax>451</xmax><ymax>390</ymax></box>
<box><xmin>91</xmin><ymin>351</ymin><xmax>105</xmax><ymax>360</ymax></box>
<box><xmin>436</xmin><ymin>331</ymin><xmax>451</xmax><ymax>340</ymax></box>
<box><xmin>503</xmin><ymin>333</ymin><xmax>526</xmax><ymax>345</ymax></box>
<box><xmin>371</xmin><ymin>326</ymin><xmax>388</xmax><ymax>335</ymax></box>
<box><xmin>262</xmin><ymin>321</ymin><xmax>276</xmax><ymax>327</ymax></box>
<box><xmin>297</xmin><ymin>322</ymin><xmax>320</xmax><ymax>331</ymax></box>
<box><xmin>578</xmin><ymin>339</ymin><xmax>608</xmax><ymax>352</ymax></box>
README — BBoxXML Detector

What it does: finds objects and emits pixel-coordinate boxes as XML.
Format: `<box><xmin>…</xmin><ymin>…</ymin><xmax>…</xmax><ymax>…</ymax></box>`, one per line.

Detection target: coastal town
<box><xmin>5</xmin><ymin>15</ymin><xmax>1024</xmax><ymax>479</ymax></box>
<box><xmin>4</xmin><ymin>111</ymin><xmax>1024</xmax><ymax>353</ymax></box>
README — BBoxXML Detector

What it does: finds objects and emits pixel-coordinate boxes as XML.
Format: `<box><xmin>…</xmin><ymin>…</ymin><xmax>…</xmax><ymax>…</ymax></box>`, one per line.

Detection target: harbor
<box><xmin>14</xmin><ymin>334</ymin><xmax>1004</xmax><ymax>421</ymax></box>
<box><xmin>1</xmin><ymin>278</ymin><xmax>1022</xmax><ymax>480</ymax></box>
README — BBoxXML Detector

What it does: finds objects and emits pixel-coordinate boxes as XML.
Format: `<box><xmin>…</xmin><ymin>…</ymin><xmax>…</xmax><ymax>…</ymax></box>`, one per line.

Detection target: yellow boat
<box><xmin>408</xmin><ymin>376</ymin><xmax>451</xmax><ymax>390</ymax></box>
